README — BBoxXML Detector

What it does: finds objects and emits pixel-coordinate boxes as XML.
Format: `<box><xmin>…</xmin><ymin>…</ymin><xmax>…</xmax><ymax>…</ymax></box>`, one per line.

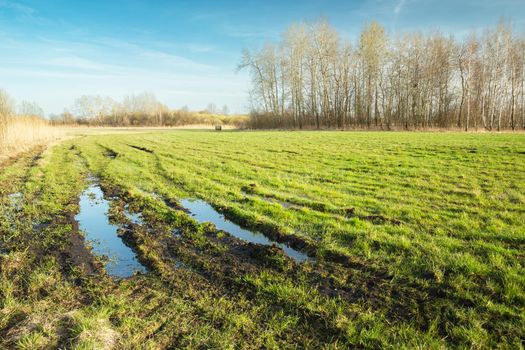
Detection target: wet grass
<box><xmin>1</xmin><ymin>130</ymin><xmax>524</xmax><ymax>349</ymax></box>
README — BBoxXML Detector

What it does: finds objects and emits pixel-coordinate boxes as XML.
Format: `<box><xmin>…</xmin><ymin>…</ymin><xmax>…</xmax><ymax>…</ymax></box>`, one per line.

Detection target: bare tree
<box><xmin>18</xmin><ymin>100</ymin><xmax>45</xmax><ymax>117</ymax></box>
<box><xmin>240</xmin><ymin>19</ymin><xmax>525</xmax><ymax>130</ymax></box>
<box><xmin>358</xmin><ymin>22</ymin><xmax>387</xmax><ymax>127</ymax></box>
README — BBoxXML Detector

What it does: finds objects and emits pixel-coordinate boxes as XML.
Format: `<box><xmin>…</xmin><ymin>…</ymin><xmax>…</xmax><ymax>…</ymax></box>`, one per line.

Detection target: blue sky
<box><xmin>1</xmin><ymin>0</ymin><xmax>524</xmax><ymax>115</ymax></box>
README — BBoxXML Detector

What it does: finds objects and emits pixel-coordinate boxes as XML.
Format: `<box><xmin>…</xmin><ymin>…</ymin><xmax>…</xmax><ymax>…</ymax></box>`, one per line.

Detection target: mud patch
<box><xmin>76</xmin><ymin>181</ymin><xmax>147</xmax><ymax>278</ymax></box>
<box><xmin>128</xmin><ymin>145</ymin><xmax>153</xmax><ymax>154</ymax></box>
<box><xmin>181</xmin><ymin>199</ymin><xmax>311</xmax><ymax>263</ymax></box>
<box><xmin>262</xmin><ymin>197</ymin><xmax>295</xmax><ymax>209</ymax></box>
<box><xmin>62</xmin><ymin>213</ymin><xmax>101</xmax><ymax>275</ymax></box>
<box><xmin>241</xmin><ymin>190</ymin><xmax>296</xmax><ymax>209</ymax></box>
<box><xmin>362</xmin><ymin>214</ymin><xmax>402</xmax><ymax>226</ymax></box>
<box><xmin>103</xmin><ymin>148</ymin><xmax>118</xmax><ymax>159</ymax></box>
<box><xmin>342</xmin><ymin>207</ymin><xmax>401</xmax><ymax>226</ymax></box>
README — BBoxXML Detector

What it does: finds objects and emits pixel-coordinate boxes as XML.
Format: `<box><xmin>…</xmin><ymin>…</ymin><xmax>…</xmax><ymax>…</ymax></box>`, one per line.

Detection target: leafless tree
<box><xmin>240</xmin><ymin>19</ymin><xmax>525</xmax><ymax>130</ymax></box>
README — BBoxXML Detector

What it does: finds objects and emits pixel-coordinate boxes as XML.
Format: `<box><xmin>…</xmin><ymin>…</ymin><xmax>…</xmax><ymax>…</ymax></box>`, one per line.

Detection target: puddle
<box><xmin>76</xmin><ymin>182</ymin><xmax>147</xmax><ymax>278</ymax></box>
<box><xmin>3</xmin><ymin>192</ymin><xmax>23</xmax><ymax>231</ymax></box>
<box><xmin>180</xmin><ymin>199</ymin><xmax>311</xmax><ymax>263</ymax></box>
<box><xmin>123</xmin><ymin>205</ymin><xmax>144</xmax><ymax>225</ymax></box>
<box><xmin>264</xmin><ymin>197</ymin><xmax>295</xmax><ymax>209</ymax></box>
<box><xmin>8</xmin><ymin>192</ymin><xmax>22</xmax><ymax>202</ymax></box>
<box><xmin>174</xmin><ymin>260</ymin><xmax>189</xmax><ymax>269</ymax></box>
<box><xmin>103</xmin><ymin>149</ymin><xmax>118</xmax><ymax>159</ymax></box>
<box><xmin>8</xmin><ymin>192</ymin><xmax>23</xmax><ymax>211</ymax></box>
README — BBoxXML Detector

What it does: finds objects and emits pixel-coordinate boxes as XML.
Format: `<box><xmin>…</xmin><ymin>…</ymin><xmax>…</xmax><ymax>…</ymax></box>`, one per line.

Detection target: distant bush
<box><xmin>50</xmin><ymin>110</ymin><xmax>249</xmax><ymax>128</ymax></box>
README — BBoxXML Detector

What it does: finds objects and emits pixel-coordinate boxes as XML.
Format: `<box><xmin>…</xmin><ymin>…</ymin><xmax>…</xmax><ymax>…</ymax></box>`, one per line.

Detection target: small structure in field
<box><xmin>215</xmin><ymin>125</ymin><xmax>222</xmax><ymax>131</ymax></box>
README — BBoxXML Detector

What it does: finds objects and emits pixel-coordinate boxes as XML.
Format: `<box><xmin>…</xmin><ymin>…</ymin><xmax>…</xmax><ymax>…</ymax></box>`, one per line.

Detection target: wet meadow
<box><xmin>0</xmin><ymin>130</ymin><xmax>524</xmax><ymax>349</ymax></box>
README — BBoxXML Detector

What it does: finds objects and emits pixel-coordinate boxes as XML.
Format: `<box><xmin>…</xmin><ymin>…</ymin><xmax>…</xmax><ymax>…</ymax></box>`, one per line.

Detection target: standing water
<box><xmin>8</xmin><ymin>192</ymin><xmax>23</xmax><ymax>211</ymax></box>
<box><xmin>124</xmin><ymin>204</ymin><xmax>144</xmax><ymax>225</ymax></box>
<box><xmin>180</xmin><ymin>199</ymin><xmax>311</xmax><ymax>263</ymax></box>
<box><xmin>76</xmin><ymin>183</ymin><xmax>147</xmax><ymax>278</ymax></box>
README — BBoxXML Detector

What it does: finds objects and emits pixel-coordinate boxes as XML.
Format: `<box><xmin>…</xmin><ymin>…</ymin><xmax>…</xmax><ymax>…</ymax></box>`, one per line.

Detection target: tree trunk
<box><xmin>465</xmin><ymin>89</ymin><xmax>470</xmax><ymax>131</ymax></box>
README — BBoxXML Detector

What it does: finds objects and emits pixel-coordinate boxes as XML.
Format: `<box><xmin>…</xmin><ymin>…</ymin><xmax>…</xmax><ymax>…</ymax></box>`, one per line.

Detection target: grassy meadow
<box><xmin>0</xmin><ymin>130</ymin><xmax>524</xmax><ymax>349</ymax></box>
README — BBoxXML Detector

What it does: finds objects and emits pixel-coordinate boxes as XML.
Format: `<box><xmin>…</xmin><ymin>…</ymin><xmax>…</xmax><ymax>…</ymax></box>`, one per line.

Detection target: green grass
<box><xmin>1</xmin><ymin>130</ymin><xmax>524</xmax><ymax>349</ymax></box>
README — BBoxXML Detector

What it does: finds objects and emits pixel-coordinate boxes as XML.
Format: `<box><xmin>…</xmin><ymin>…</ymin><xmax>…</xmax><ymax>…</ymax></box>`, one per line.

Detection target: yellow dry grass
<box><xmin>0</xmin><ymin>114</ymin><xmax>63</xmax><ymax>160</ymax></box>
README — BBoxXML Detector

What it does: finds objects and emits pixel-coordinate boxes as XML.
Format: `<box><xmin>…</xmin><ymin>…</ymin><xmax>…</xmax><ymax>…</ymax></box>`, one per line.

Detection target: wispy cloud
<box><xmin>0</xmin><ymin>0</ymin><xmax>35</xmax><ymax>16</ymax></box>
<box><xmin>0</xmin><ymin>67</ymin><xmax>118</xmax><ymax>80</ymax></box>
<box><xmin>140</xmin><ymin>50</ymin><xmax>214</xmax><ymax>70</ymax></box>
<box><xmin>190</xmin><ymin>12</ymin><xmax>226</xmax><ymax>22</ymax></box>
<box><xmin>221</xmin><ymin>23</ymin><xmax>280</xmax><ymax>40</ymax></box>
<box><xmin>0</xmin><ymin>0</ymin><xmax>48</xmax><ymax>24</ymax></box>
<box><xmin>394</xmin><ymin>0</ymin><xmax>406</xmax><ymax>15</ymax></box>
<box><xmin>0</xmin><ymin>28</ymin><xmax>246</xmax><ymax>114</ymax></box>
<box><xmin>43</xmin><ymin>56</ymin><xmax>124</xmax><ymax>72</ymax></box>
<box><xmin>88</xmin><ymin>37</ymin><xmax>215</xmax><ymax>71</ymax></box>
<box><xmin>186</xmin><ymin>44</ymin><xmax>215</xmax><ymax>53</ymax></box>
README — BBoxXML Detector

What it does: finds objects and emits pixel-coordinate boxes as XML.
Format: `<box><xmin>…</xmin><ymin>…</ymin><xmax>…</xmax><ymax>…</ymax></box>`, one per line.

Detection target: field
<box><xmin>1</xmin><ymin>130</ymin><xmax>524</xmax><ymax>349</ymax></box>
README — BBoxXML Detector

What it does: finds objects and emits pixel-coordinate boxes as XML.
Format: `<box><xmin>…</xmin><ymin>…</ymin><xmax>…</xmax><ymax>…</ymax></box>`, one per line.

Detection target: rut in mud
<box><xmin>128</xmin><ymin>144</ymin><xmax>154</xmax><ymax>153</ymax></box>
<box><xmin>59</xmin><ymin>165</ymin><xmax>433</xmax><ymax>334</ymax></box>
<box><xmin>181</xmin><ymin>198</ymin><xmax>311</xmax><ymax>263</ymax></box>
<box><xmin>76</xmin><ymin>180</ymin><xmax>147</xmax><ymax>278</ymax></box>
<box><xmin>111</xmin><ymin>188</ymin><xmax>420</xmax><ymax>318</ymax></box>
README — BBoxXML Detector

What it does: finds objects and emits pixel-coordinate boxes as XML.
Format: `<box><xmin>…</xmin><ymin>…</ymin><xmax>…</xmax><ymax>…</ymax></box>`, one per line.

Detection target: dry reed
<box><xmin>0</xmin><ymin>114</ymin><xmax>63</xmax><ymax>159</ymax></box>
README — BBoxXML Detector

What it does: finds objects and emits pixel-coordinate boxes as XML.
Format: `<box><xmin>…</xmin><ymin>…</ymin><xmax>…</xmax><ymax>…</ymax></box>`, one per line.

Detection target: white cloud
<box><xmin>43</xmin><ymin>56</ymin><xmax>125</xmax><ymax>73</ymax></box>
<box><xmin>394</xmin><ymin>0</ymin><xmax>406</xmax><ymax>15</ymax></box>
<box><xmin>0</xmin><ymin>12</ymin><xmax>251</xmax><ymax>114</ymax></box>
<box><xmin>186</xmin><ymin>44</ymin><xmax>215</xmax><ymax>53</ymax></box>
<box><xmin>140</xmin><ymin>50</ymin><xmax>214</xmax><ymax>70</ymax></box>
<box><xmin>0</xmin><ymin>67</ymin><xmax>117</xmax><ymax>80</ymax></box>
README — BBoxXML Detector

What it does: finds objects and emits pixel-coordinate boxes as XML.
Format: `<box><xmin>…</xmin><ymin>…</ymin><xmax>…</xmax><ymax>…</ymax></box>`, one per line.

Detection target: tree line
<box><xmin>239</xmin><ymin>20</ymin><xmax>525</xmax><ymax>130</ymax></box>
<box><xmin>49</xmin><ymin>92</ymin><xmax>245</xmax><ymax>127</ymax></box>
<box><xmin>1</xmin><ymin>88</ymin><xmax>246</xmax><ymax>135</ymax></box>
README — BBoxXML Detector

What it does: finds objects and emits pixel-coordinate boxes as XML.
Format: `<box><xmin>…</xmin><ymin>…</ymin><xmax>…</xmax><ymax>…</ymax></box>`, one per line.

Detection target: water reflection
<box><xmin>180</xmin><ymin>199</ymin><xmax>311</xmax><ymax>263</ymax></box>
<box><xmin>76</xmin><ymin>183</ymin><xmax>147</xmax><ymax>278</ymax></box>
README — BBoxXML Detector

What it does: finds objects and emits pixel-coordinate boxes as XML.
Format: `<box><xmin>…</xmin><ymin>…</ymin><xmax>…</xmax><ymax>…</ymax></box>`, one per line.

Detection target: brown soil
<box><xmin>128</xmin><ymin>145</ymin><xmax>154</xmax><ymax>153</ymax></box>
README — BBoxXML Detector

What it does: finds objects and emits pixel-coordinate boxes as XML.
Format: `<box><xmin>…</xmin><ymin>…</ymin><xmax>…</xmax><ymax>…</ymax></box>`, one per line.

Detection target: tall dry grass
<box><xmin>0</xmin><ymin>114</ymin><xmax>63</xmax><ymax>160</ymax></box>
